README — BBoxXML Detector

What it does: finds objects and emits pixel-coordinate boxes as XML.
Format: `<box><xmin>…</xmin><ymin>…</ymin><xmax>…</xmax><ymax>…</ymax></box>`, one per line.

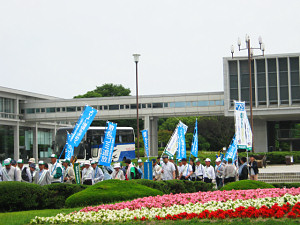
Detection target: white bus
<box><xmin>53</xmin><ymin>127</ymin><xmax>136</xmax><ymax>162</ymax></box>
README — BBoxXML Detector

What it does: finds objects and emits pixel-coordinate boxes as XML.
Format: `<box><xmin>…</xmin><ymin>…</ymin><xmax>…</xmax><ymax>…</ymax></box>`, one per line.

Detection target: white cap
<box><xmin>4</xmin><ymin>159</ymin><xmax>11</xmax><ymax>165</ymax></box>
<box><xmin>216</xmin><ymin>157</ymin><xmax>221</xmax><ymax>162</ymax></box>
<box><xmin>89</xmin><ymin>158</ymin><xmax>93</xmax><ymax>161</ymax></box>
<box><xmin>114</xmin><ymin>163</ymin><xmax>121</xmax><ymax>169</ymax></box>
<box><xmin>205</xmin><ymin>158</ymin><xmax>211</xmax><ymax>162</ymax></box>
<box><xmin>80</xmin><ymin>163</ymin><xmax>84</xmax><ymax>167</ymax></box>
<box><xmin>17</xmin><ymin>159</ymin><xmax>23</xmax><ymax>164</ymax></box>
<box><xmin>38</xmin><ymin>161</ymin><xmax>45</xmax><ymax>165</ymax></box>
<box><xmin>29</xmin><ymin>158</ymin><xmax>35</xmax><ymax>163</ymax></box>
<box><xmin>91</xmin><ymin>160</ymin><xmax>97</xmax><ymax>165</ymax></box>
<box><xmin>195</xmin><ymin>158</ymin><xmax>200</xmax><ymax>163</ymax></box>
<box><xmin>137</xmin><ymin>159</ymin><xmax>143</xmax><ymax>163</ymax></box>
<box><xmin>85</xmin><ymin>161</ymin><xmax>91</xmax><ymax>165</ymax></box>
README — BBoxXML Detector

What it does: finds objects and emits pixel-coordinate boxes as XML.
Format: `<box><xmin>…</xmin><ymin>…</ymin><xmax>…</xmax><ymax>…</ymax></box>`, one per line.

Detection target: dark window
<box><xmin>229</xmin><ymin>60</ymin><xmax>238</xmax><ymax>105</ymax></box>
<box><xmin>61</xmin><ymin>107</ymin><xmax>65</xmax><ymax>112</ymax></box>
<box><xmin>279</xmin><ymin>58</ymin><xmax>289</xmax><ymax>104</ymax></box>
<box><xmin>66</xmin><ymin>107</ymin><xmax>76</xmax><ymax>112</ymax></box>
<box><xmin>240</xmin><ymin>60</ymin><xmax>255</xmax><ymax>105</ymax></box>
<box><xmin>152</xmin><ymin>103</ymin><xmax>163</xmax><ymax>108</ymax></box>
<box><xmin>109</xmin><ymin>105</ymin><xmax>119</xmax><ymax>110</ymax></box>
<box><xmin>268</xmin><ymin>58</ymin><xmax>278</xmax><ymax>104</ymax></box>
<box><xmin>147</xmin><ymin>104</ymin><xmax>152</xmax><ymax>108</ymax></box>
<box><xmin>26</xmin><ymin>108</ymin><xmax>35</xmax><ymax>114</ymax></box>
<box><xmin>290</xmin><ymin>57</ymin><xmax>300</xmax><ymax>103</ymax></box>
<box><xmin>120</xmin><ymin>105</ymin><xmax>124</xmax><ymax>109</ymax></box>
<box><xmin>46</xmin><ymin>108</ymin><xmax>55</xmax><ymax>113</ymax></box>
<box><xmin>56</xmin><ymin>108</ymin><xmax>60</xmax><ymax>112</ymax></box>
<box><xmin>125</xmin><ymin>105</ymin><xmax>130</xmax><ymax>109</ymax></box>
<box><xmin>41</xmin><ymin>108</ymin><xmax>45</xmax><ymax>113</ymax></box>
<box><xmin>256</xmin><ymin>59</ymin><xmax>267</xmax><ymax>105</ymax></box>
<box><xmin>142</xmin><ymin>104</ymin><xmax>147</xmax><ymax>108</ymax></box>
<box><xmin>104</xmin><ymin>106</ymin><xmax>108</xmax><ymax>110</ymax></box>
<box><xmin>35</xmin><ymin>108</ymin><xmax>40</xmax><ymax>113</ymax></box>
<box><xmin>99</xmin><ymin>106</ymin><xmax>103</xmax><ymax>110</ymax></box>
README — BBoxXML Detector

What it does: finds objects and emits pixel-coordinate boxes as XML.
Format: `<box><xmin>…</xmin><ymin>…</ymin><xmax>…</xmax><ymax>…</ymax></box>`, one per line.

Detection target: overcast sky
<box><xmin>0</xmin><ymin>0</ymin><xmax>299</xmax><ymax>99</ymax></box>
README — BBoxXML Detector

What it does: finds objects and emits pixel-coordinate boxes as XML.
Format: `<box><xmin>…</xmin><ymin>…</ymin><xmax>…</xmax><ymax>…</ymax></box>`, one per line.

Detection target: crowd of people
<box><xmin>0</xmin><ymin>153</ymin><xmax>259</xmax><ymax>189</ymax></box>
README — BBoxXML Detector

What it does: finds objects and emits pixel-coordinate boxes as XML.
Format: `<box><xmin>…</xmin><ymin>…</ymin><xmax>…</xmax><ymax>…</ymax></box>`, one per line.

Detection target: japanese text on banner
<box><xmin>141</xmin><ymin>130</ymin><xmax>149</xmax><ymax>159</ymax></box>
<box><xmin>98</xmin><ymin>122</ymin><xmax>117</xmax><ymax>166</ymax></box>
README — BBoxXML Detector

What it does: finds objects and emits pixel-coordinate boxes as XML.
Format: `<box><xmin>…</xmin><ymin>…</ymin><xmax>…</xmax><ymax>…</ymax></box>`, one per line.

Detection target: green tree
<box><xmin>158</xmin><ymin>130</ymin><xmax>172</xmax><ymax>147</ymax></box>
<box><xmin>74</xmin><ymin>83</ymin><xmax>131</xmax><ymax>98</ymax></box>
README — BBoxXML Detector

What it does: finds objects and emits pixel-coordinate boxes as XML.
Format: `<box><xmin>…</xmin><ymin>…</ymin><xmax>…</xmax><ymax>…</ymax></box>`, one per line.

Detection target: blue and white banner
<box><xmin>69</xmin><ymin>105</ymin><xmax>98</xmax><ymax>147</ymax></box>
<box><xmin>164</xmin><ymin>121</ymin><xmax>188</xmax><ymax>157</ymax></box>
<box><xmin>98</xmin><ymin>121</ymin><xmax>117</xmax><ymax>166</ymax></box>
<box><xmin>65</xmin><ymin>132</ymin><xmax>74</xmax><ymax>160</ymax></box>
<box><xmin>234</xmin><ymin>101</ymin><xmax>247</xmax><ymax>150</ymax></box>
<box><xmin>244</xmin><ymin>113</ymin><xmax>253</xmax><ymax>151</ymax></box>
<box><xmin>141</xmin><ymin>129</ymin><xmax>150</xmax><ymax>159</ymax></box>
<box><xmin>177</xmin><ymin>123</ymin><xmax>186</xmax><ymax>160</ymax></box>
<box><xmin>191</xmin><ymin>119</ymin><xmax>198</xmax><ymax>158</ymax></box>
<box><xmin>65</xmin><ymin>105</ymin><xmax>98</xmax><ymax>160</ymax></box>
<box><xmin>224</xmin><ymin>135</ymin><xmax>237</xmax><ymax>164</ymax></box>
<box><xmin>143</xmin><ymin>161</ymin><xmax>153</xmax><ymax>180</ymax></box>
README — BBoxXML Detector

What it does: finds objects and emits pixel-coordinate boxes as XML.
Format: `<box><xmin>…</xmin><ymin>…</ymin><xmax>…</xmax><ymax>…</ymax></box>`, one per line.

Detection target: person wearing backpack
<box><xmin>137</xmin><ymin>159</ymin><xmax>144</xmax><ymax>179</ymax></box>
<box><xmin>17</xmin><ymin>159</ymin><xmax>32</xmax><ymax>183</ymax></box>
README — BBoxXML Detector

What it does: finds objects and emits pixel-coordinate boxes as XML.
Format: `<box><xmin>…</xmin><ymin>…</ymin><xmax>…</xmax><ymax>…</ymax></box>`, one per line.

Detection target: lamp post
<box><xmin>133</xmin><ymin>54</ymin><xmax>141</xmax><ymax>159</ymax></box>
<box><xmin>231</xmin><ymin>35</ymin><xmax>265</xmax><ymax>153</ymax></box>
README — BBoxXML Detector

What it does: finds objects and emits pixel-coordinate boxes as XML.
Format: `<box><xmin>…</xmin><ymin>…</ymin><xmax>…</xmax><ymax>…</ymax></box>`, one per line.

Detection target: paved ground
<box><xmin>259</xmin><ymin>164</ymin><xmax>300</xmax><ymax>173</ymax></box>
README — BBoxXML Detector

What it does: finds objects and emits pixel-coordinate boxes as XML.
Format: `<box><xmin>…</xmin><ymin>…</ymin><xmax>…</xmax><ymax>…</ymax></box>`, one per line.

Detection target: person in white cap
<box><xmin>169</xmin><ymin>157</ymin><xmax>179</xmax><ymax>179</ymax></box>
<box><xmin>137</xmin><ymin>159</ymin><xmax>144</xmax><ymax>179</ymax></box>
<box><xmin>91</xmin><ymin>160</ymin><xmax>104</xmax><ymax>184</ymax></box>
<box><xmin>152</xmin><ymin>159</ymin><xmax>162</xmax><ymax>181</ymax></box>
<box><xmin>62</xmin><ymin>160</ymin><xmax>75</xmax><ymax>184</ymax></box>
<box><xmin>195</xmin><ymin>158</ymin><xmax>204</xmax><ymax>181</ymax></box>
<box><xmin>179</xmin><ymin>158</ymin><xmax>193</xmax><ymax>180</ymax></box>
<box><xmin>203</xmin><ymin>158</ymin><xmax>215</xmax><ymax>183</ymax></box>
<box><xmin>82</xmin><ymin>161</ymin><xmax>93</xmax><ymax>185</ymax></box>
<box><xmin>111</xmin><ymin>163</ymin><xmax>125</xmax><ymax>180</ymax></box>
<box><xmin>176</xmin><ymin>159</ymin><xmax>184</xmax><ymax>180</ymax></box>
<box><xmin>2</xmin><ymin>159</ymin><xmax>19</xmax><ymax>181</ymax></box>
<box><xmin>215</xmin><ymin>158</ymin><xmax>225</xmax><ymax>189</ymax></box>
<box><xmin>49</xmin><ymin>154</ymin><xmax>63</xmax><ymax>183</ymax></box>
<box><xmin>35</xmin><ymin>161</ymin><xmax>51</xmax><ymax>186</ymax></box>
<box><xmin>17</xmin><ymin>159</ymin><xmax>32</xmax><ymax>183</ymax></box>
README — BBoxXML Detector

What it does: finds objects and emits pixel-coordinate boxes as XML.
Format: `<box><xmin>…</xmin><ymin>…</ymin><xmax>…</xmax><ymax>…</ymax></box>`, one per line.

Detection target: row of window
<box><xmin>24</xmin><ymin>100</ymin><xmax>224</xmax><ymax>114</ymax></box>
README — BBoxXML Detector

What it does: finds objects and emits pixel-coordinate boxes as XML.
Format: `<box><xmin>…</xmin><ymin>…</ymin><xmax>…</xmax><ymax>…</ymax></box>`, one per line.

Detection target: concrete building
<box><xmin>1</xmin><ymin>52</ymin><xmax>300</xmax><ymax>162</ymax></box>
<box><xmin>223</xmin><ymin>52</ymin><xmax>300</xmax><ymax>152</ymax></box>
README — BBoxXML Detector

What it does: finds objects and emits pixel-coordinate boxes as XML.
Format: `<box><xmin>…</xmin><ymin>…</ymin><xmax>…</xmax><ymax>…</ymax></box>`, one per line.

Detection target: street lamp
<box><xmin>231</xmin><ymin>35</ymin><xmax>265</xmax><ymax>153</ymax></box>
<box><xmin>133</xmin><ymin>54</ymin><xmax>141</xmax><ymax>159</ymax></box>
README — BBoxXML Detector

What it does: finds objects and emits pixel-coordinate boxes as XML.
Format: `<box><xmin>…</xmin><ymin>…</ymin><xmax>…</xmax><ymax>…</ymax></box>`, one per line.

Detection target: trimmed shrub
<box><xmin>44</xmin><ymin>183</ymin><xmax>87</xmax><ymax>209</ymax></box>
<box><xmin>132</xmin><ymin>179</ymin><xmax>214</xmax><ymax>194</ymax></box>
<box><xmin>220</xmin><ymin>180</ymin><xmax>275</xmax><ymax>191</ymax></box>
<box><xmin>0</xmin><ymin>181</ymin><xmax>48</xmax><ymax>212</ymax></box>
<box><xmin>272</xmin><ymin>183</ymin><xmax>300</xmax><ymax>189</ymax></box>
<box><xmin>65</xmin><ymin>179</ymin><xmax>163</xmax><ymax>208</ymax></box>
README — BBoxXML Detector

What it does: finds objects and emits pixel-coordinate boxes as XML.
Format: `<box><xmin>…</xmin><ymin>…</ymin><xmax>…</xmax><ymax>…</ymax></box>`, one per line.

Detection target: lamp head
<box><xmin>133</xmin><ymin>54</ymin><xmax>141</xmax><ymax>63</ymax></box>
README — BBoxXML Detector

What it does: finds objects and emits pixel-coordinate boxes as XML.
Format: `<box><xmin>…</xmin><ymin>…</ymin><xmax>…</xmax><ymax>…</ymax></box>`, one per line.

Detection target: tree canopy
<box><xmin>74</xmin><ymin>83</ymin><xmax>131</xmax><ymax>98</ymax></box>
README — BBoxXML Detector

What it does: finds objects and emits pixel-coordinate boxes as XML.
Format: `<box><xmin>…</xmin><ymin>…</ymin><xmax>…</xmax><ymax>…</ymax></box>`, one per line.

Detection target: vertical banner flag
<box><xmin>244</xmin><ymin>113</ymin><xmax>253</xmax><ymax>151</ymax></box>
<box><xmin>98</xmin><ymin>121</ymin><xmax>117</xmax><ymax>166</ymax></box>
<box><xmin>73</xmin><ymin>163</ymin><xmax>81</xmax><ymax>184</ymax></box>
<box><xmin>143</xmin><ymin>161</ymin><xmax>153</xmax><ymax>180</ymax></box>
<box><xmin>224</xmin><ymin>135</ymin><xmax>237</xmax><ymax>164</ymax></box>
<box><xmin>234</xmin><ymin>101</ymin><xmax>247</xmax><ymax>150</ymax></box>
<box><xmin>164</xmin><ymin>121</ymin><xmax>188</xmax><ymax>157</ymax></box>
<box><xmin>141</xmin><ymin>129</ymin><xmax>150</xmax><ymax>159</ymax></box>
<box><xmin>65</xmin><ymin>105</ymin><xmax>98</xmax><ymax>160</ymax></box>
<box><xmin>191</xmin><ymin>119</ymin><xmax>198</xmax><ymax>157</ymax></box>
<box><xmin>177</xmin><ymin>123</ymin><xmax>186</xmax><ymax>160</ymax></box>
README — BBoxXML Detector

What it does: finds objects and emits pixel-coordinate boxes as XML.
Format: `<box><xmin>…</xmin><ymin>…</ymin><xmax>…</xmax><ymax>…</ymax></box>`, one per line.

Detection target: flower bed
<box><xmin>30</xmin><ymin>188</ymin><xmax>300</xmax><ymax>224</ymax></box>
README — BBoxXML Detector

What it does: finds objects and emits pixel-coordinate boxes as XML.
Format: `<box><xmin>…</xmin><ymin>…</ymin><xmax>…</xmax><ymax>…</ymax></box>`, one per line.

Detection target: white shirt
<box><xmin>14</xmin><ymin>166</ymin><xmax>22</xmax><ymax>182</ymax></box>
<box><xmin>49</xmin><ymin>162</ymin><xmax>63</xmax><ymax>183</ymax></box>
<box><xmin>161</xmin><ymin>162</ymin><xmax>175</xmax><ymax>180</ymax></box>
<box><xmin>82</xmin><ymin>166</ymin><xmax>93</xmax><ymax>182</ymax></box>
<box><xmin>177</xmin><ymin>165</ymin><xmax>185</xmax><ymax>175</ymax></box>
<box><xmin>2</xmin><ymin>166</ymin><xmax>16</xmax><ymax>181</ymax></box>
<box><xmin>153</xmin><ymin>164</ymin><xmax>162</xmax><ymax>180</ymax></box>
<box><xmin>204</xmin><ymin>165</ymin><xmax>215</xmax><ymax>180</ymax></box>
<box><xmin>93</xmin><ymin>166</ymin><xmax>104</xmax><ymax>183</ymax></box>
<box><xmin>195</xmin><ymin>164</ymin><xmax>205</xmax><ymax>176</ymax></box>
<box><xmin>181</xmin><ymin>164</ymin><xmax>193</xmax><ymax>177</ymax></box>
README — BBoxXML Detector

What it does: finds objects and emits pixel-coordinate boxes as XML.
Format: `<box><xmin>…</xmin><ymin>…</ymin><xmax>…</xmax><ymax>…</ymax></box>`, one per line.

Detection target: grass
<box><xmin>0</xmin><ymin>207</ymin><xmax>82</xmax><ymax>225</ymax></box>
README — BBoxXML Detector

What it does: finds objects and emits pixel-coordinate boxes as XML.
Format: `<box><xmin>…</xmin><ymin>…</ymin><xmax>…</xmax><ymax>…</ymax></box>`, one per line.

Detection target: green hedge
<box><xmin>132</xmin><ymin>179</ymin><xmax>213</xmax><ymax>194</ymax></box>
<box><xmin>272</xmin><ymin>183</ymin><xmax>300</xmax><ymax>189</ymax></box>
<box><xmin>44</xmin><ymin>183</ymin><xmax>87</xmax><ymax>209</ymax></box>
<box><xmin>65</xmin><ymin>179</ymin><xmax>163</xmax><ymax>208</ymax></box>
<box><xmin>220</xmin><ymin>180</ymin><xmax>275</xmax><ymax>191</ymax></box>
<box><xmin>0</xmin><ymin>182</ymin><xmax>48</xmax><ymax>212</ymax></box>
<box><xmin>0</xmin><ymin>182</ymin><xmax>87</xmax><ymax>212</ymax></box>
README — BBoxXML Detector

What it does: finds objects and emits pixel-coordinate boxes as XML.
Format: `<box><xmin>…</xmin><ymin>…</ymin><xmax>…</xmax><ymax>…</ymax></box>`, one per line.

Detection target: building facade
<box><xmin>223</xmin><ymin>53</ymin><xmax>300</xmax><ymax>152</ymax></box>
